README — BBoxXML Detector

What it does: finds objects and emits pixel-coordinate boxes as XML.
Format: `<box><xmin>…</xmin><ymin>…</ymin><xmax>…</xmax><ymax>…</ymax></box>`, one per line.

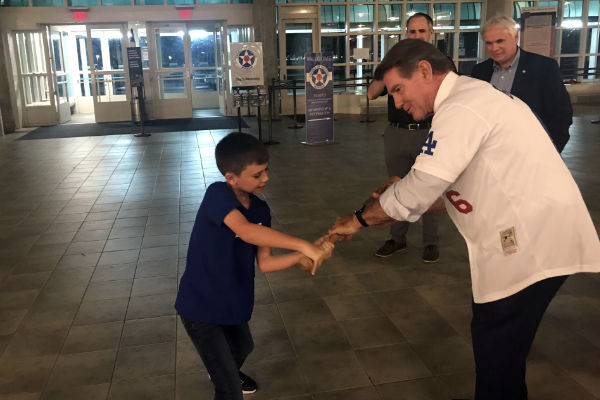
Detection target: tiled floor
<box><xmin>0</xmin><ymin>105</ymin><xmax>599</xmax><ymax>400</ymax></box>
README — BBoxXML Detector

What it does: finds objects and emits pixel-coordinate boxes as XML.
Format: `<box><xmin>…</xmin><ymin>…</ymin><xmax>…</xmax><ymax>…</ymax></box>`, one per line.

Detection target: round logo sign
<box><xmin>237</xmin><ymin>49</ymin><xmax>256</xmax><ymax>69</ymax></box>
<box><xmin>308</xmin><ymin>65</ymin><xmax>330</xmax><ymax>89</ymax></box>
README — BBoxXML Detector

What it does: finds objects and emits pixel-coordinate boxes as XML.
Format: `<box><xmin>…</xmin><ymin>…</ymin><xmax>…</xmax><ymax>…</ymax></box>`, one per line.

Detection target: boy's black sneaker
<box><xmin>375</xmin><ymin>239</ymin><xmax>407</xmax><ymax>257</ymax></box>
<box><xmin>239</xmin><ymin>371</ymin><xmax>257</xmax><ymax>394</ymax></box>
<box><xmin>422</xmin><ymin>245</ymin><xmax>440</xmax><ymax>263</ymax></box>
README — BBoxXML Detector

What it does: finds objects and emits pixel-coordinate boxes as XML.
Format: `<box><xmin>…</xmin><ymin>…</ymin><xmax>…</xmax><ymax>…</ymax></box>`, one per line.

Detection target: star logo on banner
<box><xmin>307</xmin><ymin>64</ymin><xmax>331</xmax><ymax>90</ymax></box>
<box><xmin>238</xmin><ymin>49</ymin><xmax>256</xmax><ymax>69</ymax></box>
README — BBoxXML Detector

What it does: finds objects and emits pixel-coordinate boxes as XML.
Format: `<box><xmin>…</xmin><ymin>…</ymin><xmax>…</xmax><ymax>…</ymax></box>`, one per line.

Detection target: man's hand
<box><xmin>329</xmin><ymin>214</ymin><xmax>363</xmax><ymax>237</ymax></box>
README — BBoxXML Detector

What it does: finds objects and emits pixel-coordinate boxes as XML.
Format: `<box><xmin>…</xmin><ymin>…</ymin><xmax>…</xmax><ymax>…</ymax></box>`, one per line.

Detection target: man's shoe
<box><xmin>422</xmin><ymin>245</ymin><xmax>440</xmax><ymax>263</ymax></box>
<box><xmin>375</xmin><ymin>239</ymin><xmax>407</xmax><ymax>257</ymax></box>
<box><xmin>239</xmin><ymin>371</ymin><xmax>257</xmax><ymax>394</ymax></box>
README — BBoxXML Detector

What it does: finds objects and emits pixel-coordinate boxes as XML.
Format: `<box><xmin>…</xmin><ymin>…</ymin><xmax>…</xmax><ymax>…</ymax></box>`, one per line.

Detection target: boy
<box><xmin>175</xmin><ymin>132</ymin><xmax>333</xmax><ymax>400</ymax></box>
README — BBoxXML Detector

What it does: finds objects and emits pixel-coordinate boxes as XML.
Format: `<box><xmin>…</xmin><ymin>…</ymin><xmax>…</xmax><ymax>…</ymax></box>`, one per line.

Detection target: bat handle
<box><xmin>297</xmin><ymin>234</ymin><xmax>342</xmax><ymax>270</ymax></box>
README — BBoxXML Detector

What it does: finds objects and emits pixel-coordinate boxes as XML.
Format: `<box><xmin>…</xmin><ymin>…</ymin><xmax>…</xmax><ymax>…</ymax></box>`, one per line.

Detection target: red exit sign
<box><xmin>179</xmin><ymin>9</ymin><xmax>192</xmax><ymax>18</ymax></box>
<box><xmin>73</xmin><ymin>11</ymin><xmax>87</xmax><ymax>21</ymax></box>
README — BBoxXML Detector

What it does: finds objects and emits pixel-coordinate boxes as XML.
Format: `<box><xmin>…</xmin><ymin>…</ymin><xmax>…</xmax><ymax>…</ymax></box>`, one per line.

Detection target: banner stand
<box><xmin>303</xmin><ymin>52</ymin><xmax>334</xmax><ymax>145</ymax></box>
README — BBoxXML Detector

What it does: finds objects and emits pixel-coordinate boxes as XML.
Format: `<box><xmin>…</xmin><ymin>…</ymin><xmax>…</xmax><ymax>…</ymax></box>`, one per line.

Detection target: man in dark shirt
<box><xmin>368</xmin><ymin>12</ymin><xmax>441</xmax><ymax>262</ymax></box>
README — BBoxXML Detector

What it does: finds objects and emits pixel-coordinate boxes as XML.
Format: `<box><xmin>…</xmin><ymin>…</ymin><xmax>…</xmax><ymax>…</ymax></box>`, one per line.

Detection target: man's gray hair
<box><xmin>483</xmin><ymin>14</ymin><xmax>519</xmax><ymax>36</ymax></box>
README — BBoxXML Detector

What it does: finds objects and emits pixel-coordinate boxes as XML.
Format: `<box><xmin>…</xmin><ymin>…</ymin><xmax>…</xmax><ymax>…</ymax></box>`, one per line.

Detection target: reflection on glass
<box><xmin>228</xmin><ymin>27</ymin><xmax>253</xmax><ymax>44</ymax></box>
<box><xmin>559</xmin><ymin>56</ymin><xmax>579</xmax><ymax>80</ymax></box>
<box><xmin>561</xmin><ymin>29</ymin><xmax>581</xmax><ymax>53</ymax></box>
<box><xmin>350</xmin><ymin>4</ymin><xmax>374</xmax><ymax>32</ymax></box>
<box><xmin>94</xmin><ymin>74</ymin><xmax>127</xmax><ymax>102</ymax></box>
<box><xmin>285</xmin><ymin>23</ymin><xmax>312</xmax><ymax>66</ymax></box>
<box><xmin>378</xmin><ymin>4</ymin><xmax>402</xmax><ymax>31</ymax></box>
<box><xmin>435</xmin><ymin>32</ymin><xmax>454</xmax><ymax>57</ymax></box>
<box><xmin>349</xmin><ymin>64</ymin><xmax>372</xmax><ymax>94</ymax></box>
<box><xmin>156</xmin><ymin>31</ymin><xmax>185</xmax><ymax>68</ymax></box>
<box><xmin>286</xmin><ymin>68</ymin><xmax>305</xmax><ymax>95</ymax></box>
<box><xmin>321</xmin><ymin>5</ymin><xmax>346</xmax><ymax>33</ymax></box>
<box><xmin>590</xmin><ymin>0</ymin><xmax>599</xmax><ymax>25</ymax></box>
<box><xmin>586</xmin><ymin>27</ymin><xmax>599</xmax><ymax>53</ymax></box>
<box><xmin>349</xmin><ymin>35</ymin><xmax>374</xmax><ymax>62</ymax></box>
<box><xmin>584</xmin><ymin>55</ymin><xmax>600</xmax><ymax>80</ymax></box>
<box><xmin>512</xmin><ymin>1</ymin><xmax>534</xmax><ymax>24</ymax></box>
<box><xmin>190</xmin><ymin>29</ymin><xmax>215</xmax><ymax>67</ymax></box>
<box><xmin>378</xmin><ymin>34</ymin><xmax>400</xmax><ymax>61</ymax></box>
<box><xmin>333</xmin><ymin>65</ymin><xmax>346</xmax><ymax>93</ymax></box>
<box><xmin>459</xmin><ymin>32</ymin><xmax>479</xmax><ymax>58</ymax></box>
<box><xmin>321</xmin><ymin>36</ymin><xmax>347</xmax><ymax>63</ymax></box>
<box><xmin>90</xmin><ymin>29</ymin><xmax>123</xmax><ymax>71</ymax></box>
<box><xmin>192</xmin><ymin>70</ymin><xmax>217</xmax><ymax>92</ymax></box>
<box><xmin>460</xmin><ymin>2</ymin><xmax>481</xmax><ymax>29</ymax></box>
<box><xmin>159</xmin><ymin>72</ymin><xmax>187</xmax><ymax>99</ymax></box>
<box><xmin>433</xmin><ymin>3</ymin><xmax>455</xmax><ymax>29</ymax></box>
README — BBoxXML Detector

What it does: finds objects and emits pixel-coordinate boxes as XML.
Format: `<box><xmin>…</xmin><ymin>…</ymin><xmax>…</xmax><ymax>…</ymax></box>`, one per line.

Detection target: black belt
<box><xmin>389</xmin><ymin>122</ymin><xmax>431</xmax><ymax>130</ymax></box>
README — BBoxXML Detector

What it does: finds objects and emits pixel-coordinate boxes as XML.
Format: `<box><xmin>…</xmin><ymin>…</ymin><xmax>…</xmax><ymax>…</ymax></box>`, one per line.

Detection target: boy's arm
<box><xmin>255</xmin><ymin>246</ymin><xmax>303</xmax><ymax>273</ymax></box>
<box><xmin>223</xmin><ymin>208</ymin><xmax>330</xmax><ymax>269</ymax></box>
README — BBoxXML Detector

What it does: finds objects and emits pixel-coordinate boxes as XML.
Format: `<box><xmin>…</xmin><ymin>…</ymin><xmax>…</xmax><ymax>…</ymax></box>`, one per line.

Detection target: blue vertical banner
<box><xmin>304</xmin><ymin>53</ymin><xmax>334</xmax><ymax>145</ymax></box>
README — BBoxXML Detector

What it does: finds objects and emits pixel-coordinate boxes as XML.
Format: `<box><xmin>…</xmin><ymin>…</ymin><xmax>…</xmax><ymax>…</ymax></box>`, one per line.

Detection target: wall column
<box><xmin>252</xmin><ymin>0</ymin><xmax>278</xmax><ymax>119</ymax></box>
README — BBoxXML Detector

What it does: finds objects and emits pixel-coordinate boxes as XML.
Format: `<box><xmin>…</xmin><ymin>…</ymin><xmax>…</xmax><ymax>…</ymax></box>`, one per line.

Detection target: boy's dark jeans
<box><xmin>181</xmin><ymin>317</ymin><xmax>254</xmax><ymax>400</ymax></box>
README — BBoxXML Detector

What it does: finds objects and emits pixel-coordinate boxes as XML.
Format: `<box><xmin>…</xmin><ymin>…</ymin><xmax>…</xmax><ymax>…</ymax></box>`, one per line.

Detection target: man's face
<box><xmin>383</xmin><ymin>64</ymin><xmax>435</xmax><ymax>121</ymax></box>
<box><xmin>407</xmin><ymin>16</ymin><xmax>434</xmax><ymax>42</ymax></box>
<box><xmin>483</xmin><ymin>25</ymin><xmax>519</xmax><ymax>68</ymax></box>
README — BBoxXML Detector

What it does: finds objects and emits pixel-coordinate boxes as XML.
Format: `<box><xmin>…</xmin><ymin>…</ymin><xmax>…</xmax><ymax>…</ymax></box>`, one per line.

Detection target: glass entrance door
<box><xmin>14</xmin><ymin>30</ymin><xmax>59</xmax><ymax>126</ymax></box>
<box><xmin>279</xmin><ymin>20</ymin><xmax>317</xmax><ymax>85</ymax></box>
<box><xmin>148</xmin><ymin>23</ymin><xmax>192</xmax><ymax>119</ymax></box>
<box><xmin>189</xmin><ymin>25</ymin><xmax>218</xmax><ymax>109</ymax></box>
<box><xmin>86</xmin><ymin>24</ymin><xmax>130</xmax><ymax>123</ymax></box>
<box><xmin>49</xmin><ymin>29</ymin><xmax>71</xmax><ymax>124</ymax></box>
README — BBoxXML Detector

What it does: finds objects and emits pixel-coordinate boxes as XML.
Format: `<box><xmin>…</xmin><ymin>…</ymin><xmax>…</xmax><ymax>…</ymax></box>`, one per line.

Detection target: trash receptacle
<box><xmin>131</xmin><ymin>96</ymin><xmax>141</xmax><ymax>124</ymax></box>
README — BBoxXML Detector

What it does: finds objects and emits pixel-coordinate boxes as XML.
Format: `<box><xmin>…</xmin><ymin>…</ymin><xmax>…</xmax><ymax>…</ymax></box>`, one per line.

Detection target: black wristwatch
<box><xmin>354</xmin><ymin>205</ymin><xmax>369</xmax><ymax>227</ymax></box>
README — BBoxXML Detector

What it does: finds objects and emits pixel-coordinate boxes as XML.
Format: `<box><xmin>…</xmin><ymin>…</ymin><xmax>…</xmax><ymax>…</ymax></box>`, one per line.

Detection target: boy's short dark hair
<box><xmin>374</xmin><ymin>39</ymin><xmax>455</xmax><ymax>81</ymax></box>
<box><xmin>215</xmin><ymin>133</ymin><xmax>269</xmax><ymax>176</ymax></box>
<box><xmin>406</xmin><ymin>12</ymin><xmax>434</xmax><ymax>29</ymax></box>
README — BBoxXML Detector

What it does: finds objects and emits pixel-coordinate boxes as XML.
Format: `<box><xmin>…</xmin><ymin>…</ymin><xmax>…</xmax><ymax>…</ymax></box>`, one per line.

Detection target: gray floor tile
<box><xmin>61</xmin><ymin>321</ymin><xmax>123</xmax><ymax>354</ymax></box>
<box><xmin>355</xmin><ymin>343</ymin><xmax>432</xmax><ymax>385</ymax></box>
<box><xmin>45</xmin><ymin>349</ymin><xmax>117</xmax><ymax>390</ymax></box>
<box><xmin>109</xmin><ymin>374</ymin><xmax>174</xmax><ymax>400</ymax></box>
<box><xmin>120</xmin><ymin>315</ymin><xmax>176</xmax><ymax>347</ymax></box>
<box><xmin>112</xmin><ymin>342</ymin><xmax>175</xmax><ymax>382</ymax></box>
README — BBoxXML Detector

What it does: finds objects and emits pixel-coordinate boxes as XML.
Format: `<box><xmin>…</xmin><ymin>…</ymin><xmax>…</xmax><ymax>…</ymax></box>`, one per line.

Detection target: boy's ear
<box><xmin>224</xmin><ymin>172</ymin><xmax>236</xmax><ymax>185</ymax></box>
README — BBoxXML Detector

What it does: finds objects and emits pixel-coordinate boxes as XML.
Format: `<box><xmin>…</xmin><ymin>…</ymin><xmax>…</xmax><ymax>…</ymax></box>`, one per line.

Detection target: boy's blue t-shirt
<box><xmin>175</xmin><ymin>181</ymin><xmax>271</xmax><ymax>325</ymax></box>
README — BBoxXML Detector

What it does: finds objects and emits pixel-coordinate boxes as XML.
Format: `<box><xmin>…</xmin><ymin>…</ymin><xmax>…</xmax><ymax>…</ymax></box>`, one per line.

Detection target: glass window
<box><xmin>435</xmin><ymin>32</ymin><xmax>455</xmax><ymax>57</ymax></box>
<box><xmin>459</xmin><ymin>31</ymin><xmax>479</xmax><ymax>58</ymax></box>
<box><xmin>563</xmin><ymin>0</ymin><xmax>583</xmax><ymax>19</ymax></box>
<box><xmin>166</xmin><ymin>0</ymin><xmax>193</xmax><ymax>4</ymax></box>
<box><xmin>231</xmin><ymin>0</ymin><xmax>252</xmax><ymax>3</ymax></box>
<box><xmin>350</xmin><ymin>4</ymin><xmax>374</xmax><ymax>32</ymax></box>
<box><xmin>197</xmin><ymin>0</ymin><xmax>227</xmax><ymax>3</ymax></box>
<box><xmin>321</xmin><ymin>36</ymin><xmax>347</xmax><ymax>63</ymax></box>
<box><xmin>192</xmin><ymin>70</ymin><xmax>217</xmax><ymax>92</ymax></box>
<box><xmin>90</xmin><ymin>29</ymin><xmax>124</xmax><ymax>71</ymax></box>
<box><xmin>101</xmin><ymin>0</ymin><xmax>131</xmax><ymax>4</ymax></box>
<box><xmin>559</xmin><ymin>56</ymin><xmax>579</xmax><ymax>80</ymax></box>
<box><xmin>94</xmin><ymin>73</ymin><xmax>126</xmax><ymax>101</ymax></box>
<box><xmin>561</xmin><ymin>28</ymin><xmax>581</xmax><ymax>53</ymax></box>
<box><xmin>285</xmin><ymin>23</ymin><xmax>312</xmax><ymax>66</ymax></box>
<box><xmin>321</xmin><ymin>0</ymin><xmax>345</xmax><ymax>2</ymax></box>
<box><xmin>460</xmin><ymin>2</ymin><xmax>481</xmax><ymax>29</ymax></box>
<box><xmin>349</xmin><ymin>64</ymin><xmax>373</xmax><ymax>94</ymax></box>
<box><xmin>586</xmin><ymin>27</ymin><xmax>599</xmax><ymax>53</ymax></box>
<box><xmin>378</xmin><ymin>33</ymin><xmax>400</xmax><ymax>61</ymax></box>
<box><xmin>321</xmin><ymin>5</ymin><xmax>346</xmax><ymax>33</ymax></box>
<box><xmin>32</xmin><ymin>0</ymin><xmax>64</xmax><ymax>5</ymax></box>
<box><xmin>590</xmin><ymin>0</ymin><xmax>599</xmax><ymax>25</ymax></box>
<box><xmin>349</xmin><ymin>34</ymin><xmax>374</xmax><ymax>62</ymax></box>
<box><xmin>190</xmin><ymin>29</ymin><xmax>215</xmax><ymax>67</ymax></box>
<box><xmin>156</xmin><ymin>30</ymin><xmax>185</xmax><ymax>68</ymax></box>
<box><xmin>378</xmin><ymin>4</ymin><xmax>402</xmax><ymax>31</ymax></box>
<box><xmin>69</xmin><ymin>0</ymin><xmax>99</xmax><ymax>5</ymax></box>
<box><xmin>1</xmin><ymin>0</ymin><xmax>30</xmax><ymax>5</ymax></box>
<box><xmin>513</xmin><ymin>1</ymin><xmax>535</xmax><ymax>24</ymax></box>
<box><xmin>433</xmin><ymin>3</ymin><xmax>455</xmax><ymax>29</ymax></box>
<box><xmin>15</xmin><ymin>32</ymin><xmax>51</xmax><ymax>105</ymax></box>
<box><xmin>135</xmin><ymin>0</ymin><xmax>163</xmax><ymax>4</ymax></box>
<box><xmin>584</xmin><ymin>55</ymin><xmax>600</xmax><ymax>80</ymax></box>
<box><xmin>228</xmin><ymin>27</ymin><xmax>253</xmax><ymax>43</ymax></box>
<box><xmin>159</xmin><ymin>72</ymin><xmax>186</xmax><ymax>98</ymax></box>
<box><xmin>333</xmin><ymin>65</ymin><xmax>346</xmax><ymax>93</ymax></box>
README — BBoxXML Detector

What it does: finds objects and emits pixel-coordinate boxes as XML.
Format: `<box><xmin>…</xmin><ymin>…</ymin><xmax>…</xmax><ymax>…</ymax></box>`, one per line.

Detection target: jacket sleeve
<box><xmin>541</xmin><ymin>58</ymin><xmax>573</xmax><ymax>153</ymax></box>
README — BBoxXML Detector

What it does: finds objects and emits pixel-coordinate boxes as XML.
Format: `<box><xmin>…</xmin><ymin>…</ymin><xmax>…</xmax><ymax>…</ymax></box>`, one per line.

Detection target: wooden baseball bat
<box><xmin>297</xmin><ymin>176</ymin><xmax>401</xmax><ymax>271</ymax></box>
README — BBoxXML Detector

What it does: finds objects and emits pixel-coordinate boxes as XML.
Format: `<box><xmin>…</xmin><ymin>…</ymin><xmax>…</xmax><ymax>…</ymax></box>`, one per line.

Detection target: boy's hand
<box><xmin>302</xmin><ymin>241</ymin><xmax>334</xmax><ymax>275</ymax></box>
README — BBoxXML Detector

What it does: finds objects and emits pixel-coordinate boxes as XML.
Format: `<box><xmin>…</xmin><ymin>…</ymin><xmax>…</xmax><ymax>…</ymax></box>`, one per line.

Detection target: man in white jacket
<box><xmin>329</xmin><ymin>39</ymin><xmax>600</xmax><ymax>400</ymax></box>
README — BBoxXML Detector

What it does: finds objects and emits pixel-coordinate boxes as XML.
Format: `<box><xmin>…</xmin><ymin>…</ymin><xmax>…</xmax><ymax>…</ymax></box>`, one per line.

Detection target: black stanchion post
<box><xmin>270</xmin><ymin>78</ymin><xmax>281</xmax><ymax>122</ymax></box>
<box><xmin>288</xmin><ymin>79</ymin><xmax>303</xmax><ymax>129</ymax></box>
<box><xmin>360</xmin><ymin>76</ymin><xmax>375</xmax><ymax>123</ymax></box>
<box><xmin>237</xmin><ymin>106</ymin><xmax>242</xmax><ymax>133</ymax></box>
<box><xmin>134</xmin><ymin>84</ymin><xmax>151</xmax><ymax>137</ymax></box>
